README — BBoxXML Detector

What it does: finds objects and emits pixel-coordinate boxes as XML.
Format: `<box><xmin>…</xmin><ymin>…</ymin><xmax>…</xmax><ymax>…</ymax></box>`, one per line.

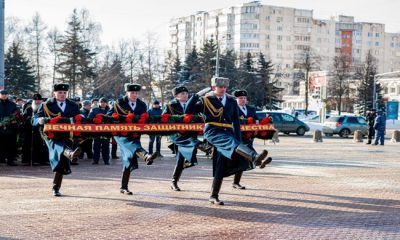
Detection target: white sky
<box><xmin>5</xmin><ymin>0</ymin><xmax>400</xmax><ymax>48</ymax></box>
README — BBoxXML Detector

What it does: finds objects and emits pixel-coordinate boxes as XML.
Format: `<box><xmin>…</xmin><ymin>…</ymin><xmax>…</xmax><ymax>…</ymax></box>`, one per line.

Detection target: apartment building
<box><xmin>168</xmin><ymin>1</ymin><xmax>400</xmax><ymax>96</ymax></box>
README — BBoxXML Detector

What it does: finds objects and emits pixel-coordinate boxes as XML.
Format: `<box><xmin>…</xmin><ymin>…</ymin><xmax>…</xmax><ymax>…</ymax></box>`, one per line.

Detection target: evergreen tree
<box><xmin>198</xmin><ymin>39</ymin><xmax>217</xmax><ymax>91</ymax></box>
<box><xmin>255</xmin><ymin>52</ymin><xmax>283</xmax><ymax>109</ymax></box>
<box><xmin>354</xmin><ymin>51</ymin><xmax>383</xmax><ymax>115</ymax></box>
<box><xmin>218</xmin><ymin>50</ymin><xmax>239</xmax><ymax>90</ymax></box>
<box><xmin>233</xmin><ymin>53</ymin><xmax>254</xmax><ymax>90</ymax></box>
<box><xmin>56</xmin><ymin>9</ymin><xmax>96</xmax><ymax>97</ymax></box>
<box><xmin>4</xmin><ymin>42</ymin><xmax>36</xmax><ymax>97</ymax></box>
<box><xmin>172</xmin><ymin>54</ymin><xmax>182</xmax><ymax>84</ymax></box>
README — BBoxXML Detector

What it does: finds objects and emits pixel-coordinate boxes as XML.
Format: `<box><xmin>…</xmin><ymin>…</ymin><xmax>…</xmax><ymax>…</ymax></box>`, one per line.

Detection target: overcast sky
<box><xmin>6</xmin><ymin>0</ymin><xmax>400</xmax><ymax>48</ymax></box>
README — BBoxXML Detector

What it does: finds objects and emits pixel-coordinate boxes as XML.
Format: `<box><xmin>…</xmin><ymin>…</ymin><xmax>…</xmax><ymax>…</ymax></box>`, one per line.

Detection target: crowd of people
<box><xmin>0</xmin><ymin>77</ymin><xmax>273</xmax><ymax>205</ymax></box>
<box><xmin>0</xmin><ymin>90</ymin><xmax>122</xmax><ymax>167</ymax></box>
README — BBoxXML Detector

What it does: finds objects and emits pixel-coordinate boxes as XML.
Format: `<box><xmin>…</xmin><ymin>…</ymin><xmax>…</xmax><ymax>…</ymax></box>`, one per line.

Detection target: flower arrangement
<box><xmin>42</xmin><ymin>114</ymin><xmax>275</xmax><ymax>140</ymax></box>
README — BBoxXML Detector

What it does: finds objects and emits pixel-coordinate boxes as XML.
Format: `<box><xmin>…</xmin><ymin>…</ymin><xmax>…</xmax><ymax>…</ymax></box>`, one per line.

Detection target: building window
<box><xmin>376</xmin><ymin>33</ymin><xmax>380</xmax><ymax>37</ymax></box>
<box><xmin>277</xmin><ymin>26</ymin><xmax>283</xmax><ymax>31</ymax></box>
<box><xmin>368</xmin><ymin>32</ymin><xmax>373</xmax><ymax>37</ymax></box>
<box><xmin>375</xmin><ymin>42</ymin><xmax>380</xmax><ymax>46</ymax></box>
<box><xmin>276</xmin><ymin>16</ymin><xmax>283</xmax><ymax>23</ymax></box>
<box><xmin>277</xmin><ymin>35</ymin><xmax>283</xmax><ymax>41</ymax></box>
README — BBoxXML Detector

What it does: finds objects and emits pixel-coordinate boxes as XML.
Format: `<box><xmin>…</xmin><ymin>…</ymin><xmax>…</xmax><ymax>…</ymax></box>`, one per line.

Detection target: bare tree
<box><xmin>25</xmin><ymin>12</ymin><xmax>47</xmax><ymax>91</ymax></box>
<box><xmin>328</xmin><ymin>53</ymin><xmax>352</xmax><ymax>115</ymax></box>
<box><xmin>5</xmin><ymin>17</ymin><xmax>24</xmax><ymax>49</ymax></box>
<box><xmin>138</xmin><ymin>32</ymin><xmax>160</xmax><ymax>103</ymax></box>
<box><xmin>295</xmin><ymin>49</ymin><xmax>320</xmax><ymax>115</ymax></box>
<box><xmin>46</xmin><ymin>27</ymin><xmax>62</xmax><ymax>86</ymax></box>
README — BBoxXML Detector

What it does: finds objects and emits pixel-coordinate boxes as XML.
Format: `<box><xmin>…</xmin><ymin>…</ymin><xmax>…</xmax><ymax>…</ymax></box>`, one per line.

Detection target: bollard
<box><xmin>312</xmin><ymin>130</ymin><xmax>323</xmax><ymax>143</ymax></box>
<box><xmin>391</xmin><ymin>130</ymin><xmax>400</xmax><ymax>143</ymax></box>
<box><xmin>353</xmin><ymin>130</ymin><xmax>363</xmax><ymax>143</ymax></box>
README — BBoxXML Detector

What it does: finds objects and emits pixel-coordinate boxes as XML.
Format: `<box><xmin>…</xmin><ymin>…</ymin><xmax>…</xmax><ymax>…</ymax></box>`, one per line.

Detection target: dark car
<box><xmin>257</xmin><ymin>111</ymin><xmax>310</xmax><ymax>136</ymax></box>
<box><xmin>322</xmin><ymin>115</ymin><xmax>368</xmax><ymax>138</ymax></box>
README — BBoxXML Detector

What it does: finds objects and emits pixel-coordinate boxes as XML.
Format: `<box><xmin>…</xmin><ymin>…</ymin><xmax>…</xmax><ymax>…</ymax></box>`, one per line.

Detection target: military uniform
<box><xmin>107</xmin><ymin>83</ymin><xmax>157</xmax><ymax>195</ymax></box>
<box><xmin>21</xmin><ymin>94</ymin><xmax>49</xmax><ymax>165</ymax></box>
<box><xmin>78</xmin><ymin>100</ymin><xmax>94</xmax><ymax>160</ymax></box>
<box><xmin>185</xmin><ymin>78</ymin><xmax>269</xmax><ymax>205</ymax></box>
<box><xmin>88</xmin><ymin>98</ymin><xmax>110</xmax><ymax>165</ymax></box>
<box><xmin>164</xmin><ymin>86</ymin><xmax>201</xmax><ymax>191</ymax></box>
<box><xmin>0</xmin><ymin>90</ymin><xmax>19</xmax><ymax>166</ymax></box>
<box><xmin>33</xmin><ymin>84</ymin><xmax>82</xmax><ymax>196</ymax></box>
<box><xmin>232</xmin><ymin>90</ymin><xmax>271</xmax><ymax>189</ymax></box>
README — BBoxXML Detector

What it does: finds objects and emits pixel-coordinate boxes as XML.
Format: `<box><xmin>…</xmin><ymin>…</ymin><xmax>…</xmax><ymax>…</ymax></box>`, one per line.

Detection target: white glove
<box><xmin>196</xmin><ymin>87</ymin><xmax>211</xmax><ymax>96</ymax></box>
<box><xmin>38</xmin><ymin>117</ymin><xmax>45</xmax><ymax>125</ymax></box>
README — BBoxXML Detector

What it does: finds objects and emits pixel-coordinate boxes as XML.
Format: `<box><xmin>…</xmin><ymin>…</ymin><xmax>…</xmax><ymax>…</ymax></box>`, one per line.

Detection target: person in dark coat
<box><xmin>147</xmin><ymin>100</ymin><xmax>162</xmax><ymax>157</ymax></box>
<box><xmin>185</xmin><ymin>77</ymin><xmax>270</xmax><ymax>205</ymax></box>
<box><xmin>78</xmin><ymin>100</ymin><xmax>94</xmax><ymax>160</ymax></box>
<box><xmin>163</xmin><ymin>86</ymin><xmax>205</xmax><ymax>191</ymax></box>
<box><xmin>21</xmin><ymin>93</ymin><xmax>49</xmax><ymax>166</ymax></box>
<box><xmin>88</xmin><ymin>97</ymin><xmax>110</xmax><ymax>165</ymax></box>
<box><xmin>0</xmin><ymin>89</ymin><xmax>19</xmax><ymax>166</ymax></box>
<box><xmin>366</xmin><ymin>109</ymin><xmax>377</xmax><ymax>144</ymax></box>
<box><xmin>107</xmin><ymin>83</ymin><xmax>158</xmax><ymax>195</ymax></box>
<box><xmin>231</xmin><ymin>89</ymin><xmax>272</xmax><ymax>190</ymax></box>
<box><xmin>373</xmin><ymin>110</ymin><xmax>386</xmax><ymax>145</ymax></box>
<box><xmin>33</xmin><ymin>83</ymin><xmax>83</xmax><ymax>196</ymax></box>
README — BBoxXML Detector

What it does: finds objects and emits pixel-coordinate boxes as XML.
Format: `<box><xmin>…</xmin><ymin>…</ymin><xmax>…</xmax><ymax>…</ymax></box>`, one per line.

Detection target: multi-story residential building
<box><xmin>384</xmin><ymin>33</ymin><xmax>400</xmax><ymax>73</ymax></box>
<box><xmin>168</xmin><ymin>1</ymin><xmax>400</xmax><ymax>97</ymax></box>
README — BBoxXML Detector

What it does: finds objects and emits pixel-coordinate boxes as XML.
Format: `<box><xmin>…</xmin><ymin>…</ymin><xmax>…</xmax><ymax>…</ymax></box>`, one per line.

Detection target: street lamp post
<box><xmin>372</xmin><ymin>74</ymin><xmax>377</xmax><ymax>110</ymax></box>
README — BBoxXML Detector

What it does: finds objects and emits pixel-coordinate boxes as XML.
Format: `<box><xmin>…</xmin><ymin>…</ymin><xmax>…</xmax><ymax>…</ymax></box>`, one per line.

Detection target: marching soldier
<box><xmin>232</xmin><ymin>89</ymin><xmax>272</xmax><ymax>189</ymax></box>
<box><xmin>33</xmin><ymin>83</ymin><xmax>82</xmax><ymax>196</ymax></box>
<box><xmin>185</xmin><ymin>77</ymin><xmax>270</xmax><ymax>205</ymax></box>
<box><xmin>108</xmin><ymin>83</ymin><xmax>158</xmax><ymax>195</ymax></box>
<box><xmin>163</xmin><ymin>86</ymin><xmax>209</xmax><ymax>191</ymax></box>
<box><xmin>0</xmin><ymin>89</ymin><xmax>19</xmax><ymax>166</ymax></box>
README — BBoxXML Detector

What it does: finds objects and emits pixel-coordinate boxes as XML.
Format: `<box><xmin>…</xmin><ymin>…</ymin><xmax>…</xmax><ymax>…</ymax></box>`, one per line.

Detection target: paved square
<box><xmin>1</xmin><ymin>136</ymin><xmax>400</xmax><ymax>239</ymax></box>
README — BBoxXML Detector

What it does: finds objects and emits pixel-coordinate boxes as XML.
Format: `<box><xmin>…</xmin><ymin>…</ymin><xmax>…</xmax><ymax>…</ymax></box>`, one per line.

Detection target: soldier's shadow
<box><xmin>124</xmin><ymin>197</ymin><xmax>400</xmax><ymax>232</ymax></box>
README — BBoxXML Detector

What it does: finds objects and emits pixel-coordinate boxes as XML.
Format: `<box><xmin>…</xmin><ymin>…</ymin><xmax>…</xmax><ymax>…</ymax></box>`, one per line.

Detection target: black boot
<box><xmin>136</xmin><ymin>149</ymin><xmax>157</xmax><ymax>165</ymax></box>
<box><xmin>171</xmin><ymin>163</ymin><xmax>184</xmax><ymax>191</ymax></box>
<box><xmin>232</xmin><ymin>172</ymin><xmax>245</xmax><ymax>189</ymax></box>
<box><xmin>209</xmin><ymin>178</ymin><xmax>224</xmax><ymax>205</ymax></box>
<box><xmin>120</xmin><ymin>170</ymin><xmax>133</xmax><ymax>195</ymax></box>
<box><xmin>259</xmin><ymin>157</ymin><xmax>272</xmax><ymax>169</ymax></box>
<box><xmin>52</xmin><ymin>172</ymin><xmax>63</xmax><ymax>197</ymax></box>
<box><xmin>235</xmin><ymin>144</ymin><xmax>268</xmax><ymax>166</ymax></box>
<box><xmin>63</xmin><ymin>147</ymin><xmax>82</xmax><ymax>163</ymax></box>
<box><xmin>197</xmin><ymin>141</ymin><xmax>212</xmax><ymax>154</ymax></box>
<box><xmin>168</xmin><ymin>143</ymin><xmax>176</xmax><ymax>154</ymax></box>
<box><xmin>111</xmin><ymin>144</ymin><xmax>119</xmax><ymax>159</ymax></box>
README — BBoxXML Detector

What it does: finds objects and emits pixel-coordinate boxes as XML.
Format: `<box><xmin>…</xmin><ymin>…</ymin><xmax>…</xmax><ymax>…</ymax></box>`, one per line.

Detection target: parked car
<box><xmin>307</xmin><ymin>114</ymin><xmax>331</xmax><ymax>122</ymax></box>
<box><xmin>322</xmin><ymin>116</ymin><xmax>368</xmax><ymax>138</ymax></box>
<box><xmin>257</xmin><ymin>111</ymin><xmax>310</xmax><ymax>136</ymax></box>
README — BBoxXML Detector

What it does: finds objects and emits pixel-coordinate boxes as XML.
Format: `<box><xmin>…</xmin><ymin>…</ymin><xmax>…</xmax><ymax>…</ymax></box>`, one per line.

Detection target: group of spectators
<box><xmin>0</xmin><ymin>89</ymin><xmax>164</xmax><ymax>167</ymax></box>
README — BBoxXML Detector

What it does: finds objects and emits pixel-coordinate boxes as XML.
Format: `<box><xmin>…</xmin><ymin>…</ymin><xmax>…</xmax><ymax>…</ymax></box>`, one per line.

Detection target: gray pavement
<box><xmin>1</xmin><ymin>135</ymin><xmax>400</xmax><ymax>240</ymax></box>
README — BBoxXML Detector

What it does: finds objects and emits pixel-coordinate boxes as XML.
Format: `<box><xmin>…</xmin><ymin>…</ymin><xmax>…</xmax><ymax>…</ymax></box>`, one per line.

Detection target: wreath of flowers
<box><xmin>241</xmin><ymin>116</ymin><xmax>274</xmax><ymax>140</ymax></box>
<box><xmin>43</xmin><ymin>113</ymin><xmax>275</xmax><ymax>139</ymax></box>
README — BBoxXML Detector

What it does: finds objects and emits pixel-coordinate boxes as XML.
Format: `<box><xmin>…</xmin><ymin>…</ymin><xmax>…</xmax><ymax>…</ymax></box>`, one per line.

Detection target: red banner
<box><xmin>43</xmin><ymin>123</ymin><xmax>275</xmax><ymax>132</ymax></box>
